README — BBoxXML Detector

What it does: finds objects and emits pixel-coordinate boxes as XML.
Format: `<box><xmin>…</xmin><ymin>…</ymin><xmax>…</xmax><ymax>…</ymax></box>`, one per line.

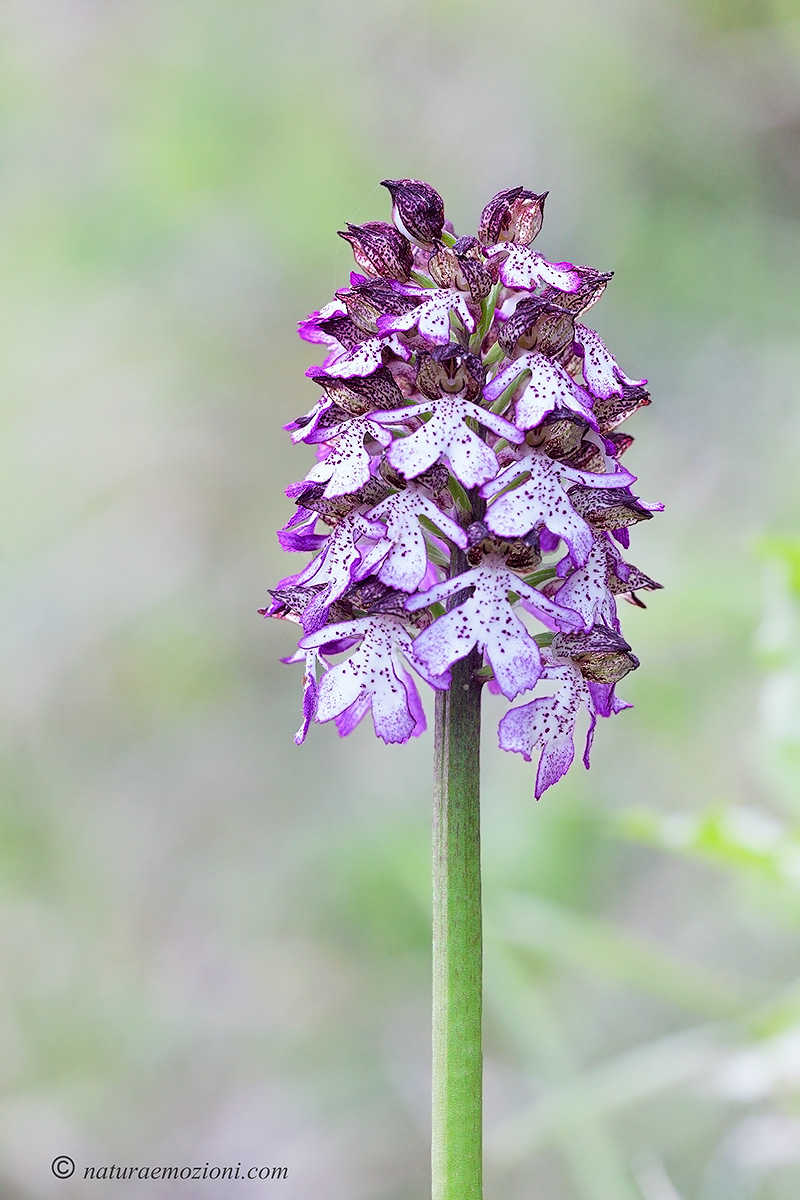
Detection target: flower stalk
<box><xmin>432</xmin><ymin>560</ymin><xmax>484</xmax><ymax>1200</ymax></box>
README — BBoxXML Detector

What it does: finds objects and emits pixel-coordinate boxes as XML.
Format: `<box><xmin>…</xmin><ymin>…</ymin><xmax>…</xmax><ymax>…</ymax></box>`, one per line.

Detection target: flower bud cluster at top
<box><xmin>263</xmin><ymin>180</ymin><xmax>662</xmax><ymax>798</ymax></box>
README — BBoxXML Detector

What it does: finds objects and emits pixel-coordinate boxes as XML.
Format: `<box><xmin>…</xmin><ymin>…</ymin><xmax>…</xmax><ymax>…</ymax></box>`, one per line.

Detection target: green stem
<box><xmin>470</xmin><ymin>283</ymin><xmax>500</xmax><ymax>355</ymax></box>
<box><xmin>432</xmin><ymin>565</ymin><xmax>483</xmax><ymax>1200</ymax></box>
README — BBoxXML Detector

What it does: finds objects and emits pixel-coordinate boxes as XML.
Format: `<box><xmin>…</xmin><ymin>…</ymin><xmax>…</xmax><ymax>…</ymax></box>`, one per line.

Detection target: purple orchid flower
<box><xmin>406</xmin><ymin>555</ymin><xmax>584</xmax><ymax>700</ymax></box>
<box><xmin>367</xmin><ymin>484</ymin><xmax>469</xmax><ymax>593</ymax></box>
<box><xmin>574</xmin><ymin>324</ymin><xmax>647</xmax><ymax>399</ymax></box>
<box><xmin>299</xmin><ymin>417</ymin><xmax>392</xmax><ymax>499</ymax></box>
<box><xmin>497</xmin><ymin>244</ymin><xmax>582</xmax><ymax>292</ymax></box>
<box><xmin>291</xmin><ymin>509</ymin><xmax>389</xmax><ymax>632</ymax></box>
<box><xmin>499</xmin><ymin>632</ymin><xmax>637</xmax><ymax>798</ymax></box>
<box><xmin>480</xmin><ymin>450</ymin><xmax>635</xmax><ymax>567</ymax></box>
<box><xmin>377</xmin><ymin>285</ymin><xmax>477</xmax><ymax>346</ymax></box>
<box><xmin>372</xmin><ymin>395</ymin><xmax>523</xmax><ymax>489</ymax></box>
<box><xmin>483</xmin><ymin>352</ymin><xmax>597</xmax><ymax>430</ymax></box>
<box><xmin>299</xmin><ymin>615</ymin><xmax>449</xmax><ymax>745</ymax></box>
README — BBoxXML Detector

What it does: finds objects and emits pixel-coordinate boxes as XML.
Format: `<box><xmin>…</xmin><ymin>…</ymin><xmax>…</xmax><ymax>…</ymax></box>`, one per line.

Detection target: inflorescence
<box><xmin>262</xmin><ymin>180</ymin><xmax>662</xmax><ymax>797</ymax></box>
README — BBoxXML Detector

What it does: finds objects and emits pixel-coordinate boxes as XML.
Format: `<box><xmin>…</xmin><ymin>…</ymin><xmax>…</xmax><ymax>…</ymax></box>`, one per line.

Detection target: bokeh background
<box><xmin>1</xmin><ymin>0</ymin><xmax>799</xmax><ymax>1196</ymax></box>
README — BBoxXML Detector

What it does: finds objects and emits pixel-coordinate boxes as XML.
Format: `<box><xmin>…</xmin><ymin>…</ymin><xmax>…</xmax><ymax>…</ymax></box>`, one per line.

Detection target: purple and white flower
<box><xmin>480</xmin><ymin>451</ymin><xmax>635</xmax><ymax>566</ymax></box>
<box><xmin>373</xmin><ymin>395</ymin><xmax>523</xmax><ymax>489</ymax></box>
<box><xmin>483</xmin><ymin>353</ymin><xmax>597</xmax><ymax>430</ymax></box>
<box><xmin>497</xmin><ymin>244</ymin><xmax>582</xmax><ymax>292</ymax></box>
<box><xmin>377</xmin><ymin>286</ymin><xmax>477</xmax><ymax>346</ymax></box>
<box><xmin>299</xmin><ymin>615</ymin><xmax>449</xmax><ymax>744</ymax></box>
<box><xmin>292</xmin><ymin>509</ymin><xmax>389</xmax><ymax>632</ymax></box>
<box><xmin>406</xmin><ymin>555</ymin><xmax>583</xmax><ymax>700</ymax></box>
<box><xmin>368</xmin><ymin>485</ymin><xmax>468</xmax><ymax>593</ymax></box>
<box><xmin>499</xmin><ymin>630</ymin><xmax>636</xmax><ymax>798</ymax></box>
<box><xmin>300</xmin><ymin>417</ymin><xmax>392</xmax><ymax>498</ymax></box>
<box><xmin>574</xmin><ymin>324</ymin><xmax>647</xmax><ymax>400</ymax></box>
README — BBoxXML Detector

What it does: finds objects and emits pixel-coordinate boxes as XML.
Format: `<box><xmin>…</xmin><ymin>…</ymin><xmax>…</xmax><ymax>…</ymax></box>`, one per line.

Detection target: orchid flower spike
<box><xmin>263</xmin><ymin>180</ymin><xmax>662</xmax><ymax>796</ymax></box>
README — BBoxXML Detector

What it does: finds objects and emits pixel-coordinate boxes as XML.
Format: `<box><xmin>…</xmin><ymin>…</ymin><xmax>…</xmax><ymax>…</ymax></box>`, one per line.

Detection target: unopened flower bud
<box><xmin>338</xmin><ymin>221</ymin><xmax>414</xmax><ymax>282</ymax></box>
<box><xmin>478</xmin><ymin>187</ymin><xmax>548</xmax><ymax>246</ymax></box>
<box><xmin>381</xmin><ymin>178</ymin><xmax>446</xmax><ymax>246</ymax></box>
<box><xmin>415</xmin><ymin>344</ymin><xmax>485</xmax><ymax>401</ymax></box>
<box><xmin>428</xmin><ymin>240</ymin><xmax>492</xmax><ymax>302</ymax></box>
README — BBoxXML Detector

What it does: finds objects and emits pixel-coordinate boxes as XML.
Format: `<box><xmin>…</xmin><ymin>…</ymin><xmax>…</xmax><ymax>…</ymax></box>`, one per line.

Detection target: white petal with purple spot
<box><xmin>378</xmin><ymin>288</ymin><xmax>476</xmax><ymax>345</ymax></box>
<box><xmin>499</xmin><ymin>245</ymin><xmax>581</xmax><ymax>292</ymax></box>
<box><xmin>373</xmin><ymin>397</ymin><xmax>522</xmax><ymax>489</ymax></box>
<box><xmin>575</xmin><ymin>325</ymin><xmax>646</xmax><ymax>399</ymax></box>
<box><xmin>303</xmin><ymin>419</ymin><xmax>392</xmax><ymax>498</ymax></box>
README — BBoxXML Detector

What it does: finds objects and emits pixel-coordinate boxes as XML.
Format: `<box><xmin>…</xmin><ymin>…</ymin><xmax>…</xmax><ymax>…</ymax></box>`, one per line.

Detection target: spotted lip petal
<box><xmin>316</xmin><ymin>332</ymin><xmax>411</xmax><ymax>379</ymax></box>
<box><xmin>575</xmin><ymin>325</ymin><xmax>647</xmax><ymax>399</ymax></box>
<box><xmin>541</xmin><ymin>266</ymin><xmax>614</xmax><ymax>316</ymax></box>
<box><xmin>498</xmin><ymin>244</ymin><xmax>582</xmax><ymax>292</ymax></box>
<box><xmin>498</xmin><ymin>652</ymin><xmax>631</xmax><ymax>798</ymax></box>
<box><xmin>301</xmin><ymin>418</ymin><xmax>392</xmax><ymax>499</ymax></box>
<box><xmin>406</xmin><ymin>557</ymin><xmax>583</xmax><ymax>700</ymax></box>
<box><xmin>480</xmin><ymin>451</ymin><xmax>635</xmax><ymax>567</ymax></box>
<box><xmin>299</xmin><ymin>615</ymin><xmax>446</xmax><ymax>745</ymax></box>
<box><xmin>368</xmin><ymin>485</ymin><xmax>468</xmax><ymax>593</ymax></box>
<box><xmin>293</xmin><ymin>510</ymin><xmax>389</xmax><ymax>632</ymax></box>
<box><xmin>377</xmin><ymin>287</ymin><xmax>477</xmax><ymax>346</ymax></box>
<box><xmin>484</xmin><ymin>353</ymin><xmax>597</xmax><ymax>430</ymax></box>
<box><xmin>372</xmin><ymin>396</ymin><xmax>523</xmax><ymax>490</ymax></box>
<box><xmin>498</xmin><ymin>663</ymin><xmax>584</xmax><ymax>797</ymax></box>
<box><xmin>550</xmin><ymin>535</ymin><xmax>620</xmax><ymax>631</ymax></box>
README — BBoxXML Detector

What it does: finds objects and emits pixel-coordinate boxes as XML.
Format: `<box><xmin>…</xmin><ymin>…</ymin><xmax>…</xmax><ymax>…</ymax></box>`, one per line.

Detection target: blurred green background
<box><xmin>1</xmin><ymin>0</ymin><xmax>799</xmax><ymax>1197</ymax></box>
